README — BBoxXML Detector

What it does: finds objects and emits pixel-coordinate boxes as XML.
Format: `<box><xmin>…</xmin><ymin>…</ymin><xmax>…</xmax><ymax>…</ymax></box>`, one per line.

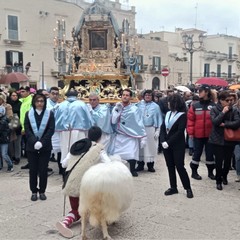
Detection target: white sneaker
<box><xmin>235</xmin><ymin>176</ymin><xmax>240</xmax><ymax>182</ymax></box>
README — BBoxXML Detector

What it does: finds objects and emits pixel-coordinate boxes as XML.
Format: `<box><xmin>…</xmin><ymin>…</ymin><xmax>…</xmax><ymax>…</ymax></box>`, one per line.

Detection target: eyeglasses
<box><xmin>223</xmin><ymin>99</ymin><xmax>232</xmax><ymax>102</ymax></box>
<box><xmin>36</xmin><ymin>100</ymin><xmax>44</xmax><ymax>103</ymax></box>
<box><xmin>50</xmin><ymin>92</ymin><xmax>59</xmax><ymax>96</ymax></box>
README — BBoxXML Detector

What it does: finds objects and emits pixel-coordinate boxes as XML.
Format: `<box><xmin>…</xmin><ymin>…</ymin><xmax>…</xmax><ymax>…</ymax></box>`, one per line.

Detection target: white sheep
<box><xmin>79</xmin><ymin>159</ymin><xmax>133</xmax><ymax>240</ymax></box>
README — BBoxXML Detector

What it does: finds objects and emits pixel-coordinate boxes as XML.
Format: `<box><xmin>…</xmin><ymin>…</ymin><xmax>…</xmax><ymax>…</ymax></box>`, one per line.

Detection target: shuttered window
<box><xmin>8</xmin><ymin>15</ymin><xmax>18</xmax><ymax>40</ymax></box>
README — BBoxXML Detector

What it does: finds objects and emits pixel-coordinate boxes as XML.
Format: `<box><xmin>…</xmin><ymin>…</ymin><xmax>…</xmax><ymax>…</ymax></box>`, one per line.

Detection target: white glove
<box><xmin>100</xmin><ymin>150</ymin><xmax>112</xmax><ymax>163</ymax></box>
<box><xmin>115</xmin><ymin>102</ymin><xmax>123</xmax><ymax>112</ymax></box>
<box><xmin>162</xmin><ymin>141</ymin><xmax>169</xmax><ymax>149</ymax></box>
<box><xmin>140</xmin><ymin>137</ymin><xmax>147</xmax><ymax>149</ymax></box>
<box><xmin>86</xmin><ymin>103</ymin><xmax>93</xmax><ymax>112</ymax></box>
<box><xmin>34</xmin><ymin>141</ymin><xmax>43</xmax><ymax>150</ymax></box>
<box><xmin>154</xmin><ymin>128</ymin><xmax>160</xmax><ymax>140</ymax></box>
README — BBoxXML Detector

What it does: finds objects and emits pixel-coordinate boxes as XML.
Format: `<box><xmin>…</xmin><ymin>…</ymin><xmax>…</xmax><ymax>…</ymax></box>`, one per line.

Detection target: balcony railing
<box><xmin>204</xmin><ymin>52</ymin><xmax>216</xmax><ymax>59</ymax></box>
<box><xmin>4</xmin><ymin>65</ymin><xmax>24</xmax><ymax>74</ymax></box>
<box><xmin>216</xmin><ymin>53</ymin><xmax>228</xmax><ymax>61</ymax></box>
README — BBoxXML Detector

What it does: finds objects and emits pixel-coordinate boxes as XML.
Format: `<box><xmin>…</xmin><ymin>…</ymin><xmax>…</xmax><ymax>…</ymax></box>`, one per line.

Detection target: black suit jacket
<box><xmin>24</xmin><ymin>109</ymin><xmax>55</xmax><ymax>152</ymax></box>
<box><xmin>160</xmin><ymin>113</ymin><xmax>187</xmax><ymax>150</ymax></box>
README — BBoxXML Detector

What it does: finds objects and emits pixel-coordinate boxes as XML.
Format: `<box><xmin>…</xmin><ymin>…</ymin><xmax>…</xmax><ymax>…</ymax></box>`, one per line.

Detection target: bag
<box><xmin>224</xmin><ymin>128</ymin><xmax>240</xmax><ymax>141</ymax></box>
<box><xmin>62</xmin><ymin>151</ymin><xmax>88</xmax><ymax>189</ymax></box>
<box><xmin>9</xmin><ymin>114</ymin><xmax>20</xmax><ymax>130</ymax></box>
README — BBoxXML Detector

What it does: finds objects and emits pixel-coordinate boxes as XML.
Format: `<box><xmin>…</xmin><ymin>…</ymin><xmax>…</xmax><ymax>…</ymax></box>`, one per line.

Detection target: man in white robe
<box><xmin>109</xmin><ymin>89</ymin><xmax>146</xmax><ymax>177</ymax></box>
<box><xmin>87</xmin><ymin>92</ymin><xmax>113</xmax><ymax>152</ymax></box>
<box><xmin>136</xmin><ymin>89</ymin><xmax>163</xmax><ymax>172</ymax></box>
<box><xmin>46</xmin><ymin>86</ymin><xmax>64</xmax><ymax>176</ymax></box>
<box><xmin>55</xmin><ymin>89</ymin><xmax>94</xmax><ymax>163</ymax></box>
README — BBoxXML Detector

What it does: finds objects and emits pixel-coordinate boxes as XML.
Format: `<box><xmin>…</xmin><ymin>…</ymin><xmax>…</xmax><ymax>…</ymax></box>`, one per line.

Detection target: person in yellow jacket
<box><xmin>19</xmin><ymin>86</ymin><xmax>32</xmax><ymax>169</ymax></box>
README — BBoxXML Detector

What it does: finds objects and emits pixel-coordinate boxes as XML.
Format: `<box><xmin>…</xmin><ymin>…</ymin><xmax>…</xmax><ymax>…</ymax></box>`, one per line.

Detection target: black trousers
<box><xmin>211</xmin><ymin>144</ymin><xmax>235</xmax><ymax>184</ymax></box>
<box><xmin>163</xmin><ymin>147</ymin><xmax>191</xmax><ymax>190</ymax></box>
<box><xmin>192</xmin><ymin>138</ymin><xmax>214</xmax><ymax>166</ymax></box>
<box><xmin>27</xmin><ymin>150</ymin><xmax>51</xmax><ymax>194</ymax></box>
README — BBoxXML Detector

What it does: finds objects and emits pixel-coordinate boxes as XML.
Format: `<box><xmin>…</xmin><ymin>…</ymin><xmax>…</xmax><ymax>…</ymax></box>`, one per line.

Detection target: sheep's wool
<box><xmin>80</xmin><ymin>160</ymin><xmax>133</xmax><ymax>226</ymax></box>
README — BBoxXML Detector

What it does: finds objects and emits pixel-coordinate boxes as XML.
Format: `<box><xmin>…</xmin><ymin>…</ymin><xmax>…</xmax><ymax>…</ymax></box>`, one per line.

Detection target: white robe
<box><xmin>99</xmin><ymin>132</ymin><xmax>111</xmax><ymax>152</ymax></box>
<box><xmin>139</xmin><ymin>126</ymin><xmax>158</xmax><ymax>162</ymax></box>
<box><xmin>46</xmin><ymin>99</ymin><xmax>60</xmax><ymax>153</ymax></box>
<box><xmin>110</xmin><ymin>133</ymin><xmax>139</xmax><ymax>161</ymax></box>
<box><xmin>60</xmin><ymin>130</ymin><xmax>87</xmax><ymax>163</ymax></box>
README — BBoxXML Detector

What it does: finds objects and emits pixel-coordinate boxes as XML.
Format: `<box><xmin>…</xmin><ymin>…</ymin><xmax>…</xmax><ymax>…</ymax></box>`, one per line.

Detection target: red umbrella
<box><xmin>195</xmin><ymin>77</ymin><xmax>228</xmax><ymax>87</ymax></box>
<box><xmin>0</xmin><ymin>72</ymin><xmax>29</xmax><ymax>84</ymax></box>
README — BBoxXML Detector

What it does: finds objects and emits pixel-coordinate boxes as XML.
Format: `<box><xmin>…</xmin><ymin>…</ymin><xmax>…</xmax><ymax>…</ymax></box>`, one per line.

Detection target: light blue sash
<box><xmin>28</xmin><ymin>108</ymin><xmax>51</xmax><ymax>140</ymax></box>
<box><xmin>165</xmin><ymin>111</ymin><xmax>184</xmax><ymax>133</ymax></box>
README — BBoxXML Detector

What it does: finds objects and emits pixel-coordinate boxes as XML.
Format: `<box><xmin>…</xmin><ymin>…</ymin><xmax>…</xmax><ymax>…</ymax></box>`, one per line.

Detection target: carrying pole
<box><xmin>63</xmin><ymin>124</ymin><xmax>72</xmax><ymax>216</ymax></box>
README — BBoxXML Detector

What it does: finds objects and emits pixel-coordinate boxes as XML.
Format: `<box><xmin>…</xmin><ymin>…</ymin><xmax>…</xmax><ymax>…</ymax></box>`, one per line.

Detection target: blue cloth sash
<box><xmin>28</xmin><ymin>108</ymin><xmax>51</xmax><ymax>140</ymax></box>
<box><xmin>165</xmin><ymin>111</ymin><xmax>184</xmax><ymax>133</ymax></box>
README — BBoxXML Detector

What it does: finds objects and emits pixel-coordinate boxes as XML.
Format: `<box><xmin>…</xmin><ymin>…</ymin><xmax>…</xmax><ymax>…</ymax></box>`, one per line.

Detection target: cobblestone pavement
<box><xmin>1</xmin><ymin>152</ymin><xmax>240</xmax><ymax>240</ymax></box>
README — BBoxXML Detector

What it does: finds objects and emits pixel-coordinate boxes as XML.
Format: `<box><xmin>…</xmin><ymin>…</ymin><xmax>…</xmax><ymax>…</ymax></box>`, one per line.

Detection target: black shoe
<box><xmin>39</xmin><ymin>193</ymin><xmax>47</xmax><ymax>200</ymax></box>
<box><xmin>208</xmin><ymin>173</ymin><xmax>216</xmax><ymax>180</ymax></box>
<box><xmin>14</xmin><ymin>158</ymin><xmax>20</xmax><ymax>165</ymax></box>
<box><xmin>222</xmin><ymin>178</ymin><xmax>228</xmax><ymax>185</ymax></box>
<box><xmin>216</xmin><ymin>184</ymin><xmax>223</xmax><ymax>190</ymax></box>
<box><xmin>191</xmin><ymin>172</ymin><xmax>202</xmax><ymax>180</ymax></box>
<box><xmin>147</xmin><ymin>162</ymin><xmax>155</xmax><ymax>172</ymax></box>
<box><xmin>189</xmin><ymin>148</ymin><xmax>193</xmax><ymax>156</ymax></box>
<box><xmin>186</xmin><ymin>189</ymin><xmax>194</xmax><ymax>198</ymax></box>
<box><xmin>48</xmin><ymin>171</ymin><xmax>54</xmax><ymax>176</ymax></box>
<box><xmin>136</xmin><ymin>161</ymin><xmax>144</xmax><ymax>172</ymax></box>
<box><xmin>21</xmin><ymin>163</ymin><xmax>29</xmax><ymax>169</ymax></box>
<box><xmin>148</xmin><ymin>168</ymin><xmax>156</xmax><ymax>172</ymax></box>
<box><xmin>31</xmin><ymin>193</ymin><xmax>38</xmax><ymax>201</ymax></box>
<box><xmin>164</xmin><ymin>188</ymin><xmax>178</xmax><ymax>196</ymax></box>
<box><xmin>50</xmin><ymin>157</ymin><xmax>57</xmax><ymax>162</ymax></box>
<box><xmin>131</xmin><ymin>171</ymin><xmax>138</xmax><ymax>177</ymax></box>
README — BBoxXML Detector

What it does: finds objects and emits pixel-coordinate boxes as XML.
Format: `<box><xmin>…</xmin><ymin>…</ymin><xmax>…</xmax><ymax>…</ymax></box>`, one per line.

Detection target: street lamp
<box><xmin>182</xmin><ymin>33</ymin><xmax>204</xmax><ymax>85</ymax></box>
<box><xmin>120</xmin><ymin>18</ymin><xmax>139</xmax><ymax>90</ymax></box>
<box><xmin>53</xmin><ymin>19</ymin><xmax>68</xmax><ymax>75</ymax></box>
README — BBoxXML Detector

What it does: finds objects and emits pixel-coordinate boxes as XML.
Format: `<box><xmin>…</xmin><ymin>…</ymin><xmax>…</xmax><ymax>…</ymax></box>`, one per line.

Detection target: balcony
<box><xmin>228</xmin><ymin>54</ymin><xmax>238</xmax><ymax>62</ymax></box>
<box><xmin>4</xmin><ymin>65</ymin><xmax>24</xmax><ymax>74</ymax></box>
<box><xmin>216</xmin><ymin>52</ymin><xmax>228</xmax><ymax>61</ymax></box>
<box><xmin>4</xmin><ymin>39</ymin><xmax>25</xmax><ymax>46</ymax></box>
<box><xmin>138</xmin><ymin>64</ymin><xmax>144</xmax><ymax>73</ymax></box>
<box><xmin>204</xmin><ymin>51</ymin><xmax>216</xmax><ymax>60</ymax></box>
<box><xmin>150</xmin><ymin>66</ymin><xmax>160</xmax><ymax>74</ymax></box>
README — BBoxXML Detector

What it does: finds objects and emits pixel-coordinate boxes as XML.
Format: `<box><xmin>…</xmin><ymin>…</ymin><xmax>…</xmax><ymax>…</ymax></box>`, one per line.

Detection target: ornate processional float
<box><xmin>53</xmin><ymin>0</ymin><xmax>139</xmax><ymax>103</ymax></box>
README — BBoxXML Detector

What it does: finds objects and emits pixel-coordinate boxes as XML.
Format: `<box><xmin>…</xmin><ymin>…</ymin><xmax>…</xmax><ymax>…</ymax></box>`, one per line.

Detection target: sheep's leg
<box><xmin>80</xmin><ymin>211</ymin><xmax>88</xmax><ymax>240</ymax></box>
<box><xmin>101</xmin><ymin>219</ymin><xmax>112</xmax><ymax>240</ymax></box>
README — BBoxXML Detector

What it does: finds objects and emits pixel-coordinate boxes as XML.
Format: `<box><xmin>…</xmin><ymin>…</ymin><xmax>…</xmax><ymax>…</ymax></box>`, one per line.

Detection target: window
<box><xmin>228</xmin><ymin>46</ymin><xmax>232</xmax><ymax>59</ymax></box>
<box><xmin>6</xmin><ymin>51</ymin><xmax>23</xmax><ymax>73</ymax></box>
<box><xmin>8</xmin><ymin>15</ymin><xmax>18</xmax><ymax>40</ymax></box>
<box><xmin>178</xmin><ymin>73</ymin><xmax>182</xmax><ymax>84</ymax></box>
<box><xmin>137</xmin><ymin>55</ymin><xmax>143</xmax><ymax>70</ymax></box>
<box><xmin>204</xmin><ymin>64</ymin><xmax>210</xmax><ymax>77</ymax></box>
<box><xmin>228</xmin><ymin>65</ymin><xmax>232</xmax><ymax>78</ymax></box>
<box><xmin>217</xmin><ymin>64</ymin><xmax>221</xmax><ymax>77</ymax></box>
<box><xmin>152</xmin><ymin>57</ymin><xmax>161</xmax><ymax>71</ymax></box>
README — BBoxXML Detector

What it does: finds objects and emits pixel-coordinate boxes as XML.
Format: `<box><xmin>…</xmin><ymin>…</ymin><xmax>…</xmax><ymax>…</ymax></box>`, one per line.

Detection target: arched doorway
<box><xmin>135</xmin><ymin>75</ymin><xmax>144</xmax><ymax>90</ymax></box>
<box><xmin>152</xmin><ymin>77</ymin><xmax>160</xmax><ymax>90</ymax></box>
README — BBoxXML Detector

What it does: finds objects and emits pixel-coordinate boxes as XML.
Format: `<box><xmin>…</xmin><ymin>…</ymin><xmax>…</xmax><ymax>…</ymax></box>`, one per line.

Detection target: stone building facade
<box><xmin>0</xmin><ymin>0</ymin><xmax>239</xmax><ymax>91</ymax></box>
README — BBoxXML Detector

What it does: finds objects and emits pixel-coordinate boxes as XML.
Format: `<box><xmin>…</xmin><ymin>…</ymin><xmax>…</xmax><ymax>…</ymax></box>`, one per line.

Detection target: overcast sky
<box><xmin>127</xmin><ymin>0</ymin><xmax>240</xmax><ymax>36</ymax></box>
